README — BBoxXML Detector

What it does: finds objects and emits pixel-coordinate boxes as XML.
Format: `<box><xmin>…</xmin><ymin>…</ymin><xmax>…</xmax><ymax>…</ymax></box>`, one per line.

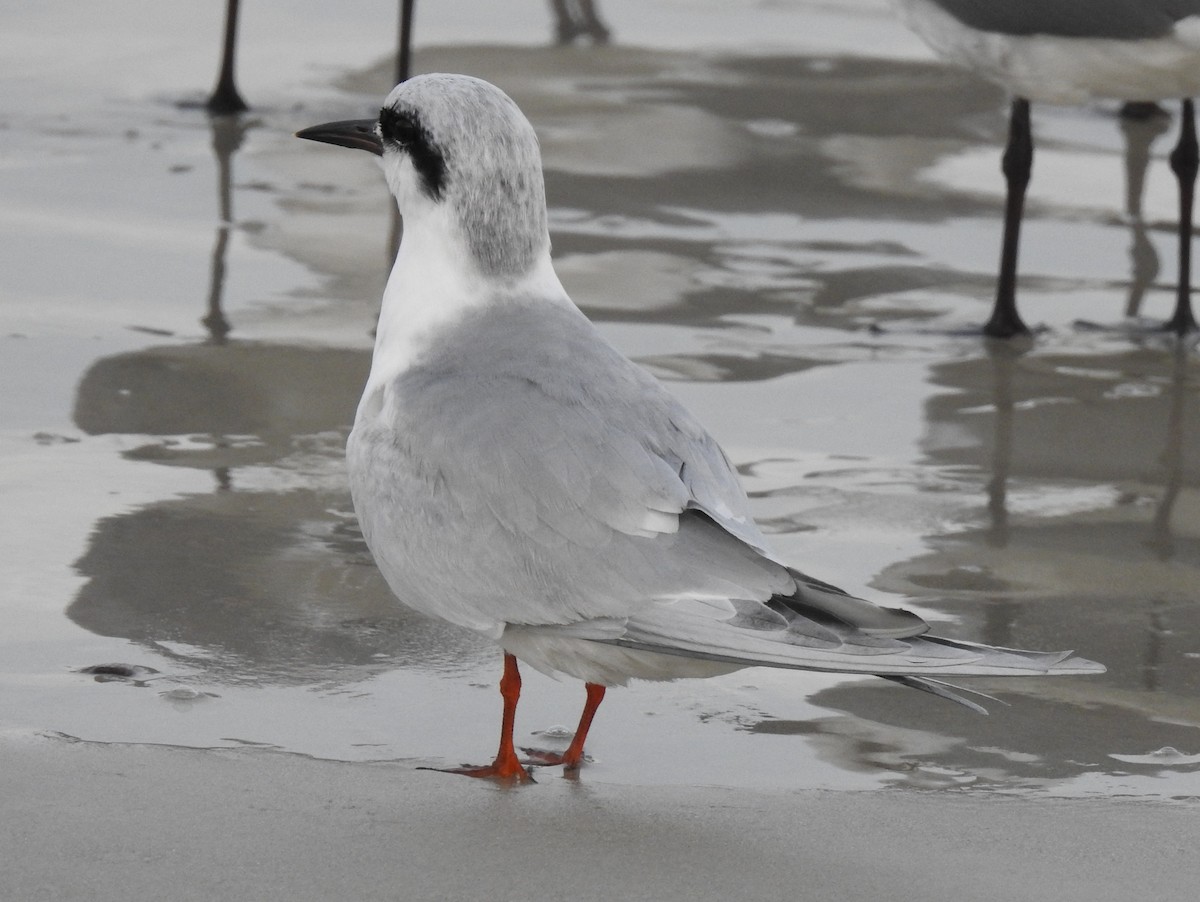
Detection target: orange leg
<box><xmin>562</xmin><ymin>682</ymin><xmax>606</xmax><ymax>769</ymax></box>
<box><xmin>524</xmin><ymin>682</ymin><xmax>607</xmax><ymax>771</ymax></box>
<box><xmin>440</xmin><ymin>653</ymin><xmax>532</xmax><ymax>782</ymax></box>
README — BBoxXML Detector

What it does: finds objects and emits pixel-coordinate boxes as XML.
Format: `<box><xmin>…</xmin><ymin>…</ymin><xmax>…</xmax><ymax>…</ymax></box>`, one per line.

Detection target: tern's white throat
<box><xmin>360</xmin><ymin>74</ymin><xmax>572</xmax><ymax>413</ymax></box>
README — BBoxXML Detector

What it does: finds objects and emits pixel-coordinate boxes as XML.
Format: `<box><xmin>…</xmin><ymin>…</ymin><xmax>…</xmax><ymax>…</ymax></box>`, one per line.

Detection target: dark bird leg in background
<box><xmin>985</xmin><ymin>98</ymin><xmax>1033</xmax><ymax>338</ymax></box>
<box><xmin>550</xmin><ymin>0</ymin><xmax>611</xmax><ymax>45</ymax></box>
<box><xmin>984</xmin><ymin>343</ymin><xmax>1019</xmax><ymax>547</ymax></box>
<box><xmin>1148</xmin><ymin>344</ymin><xmax>1189</xmax><ymax>560</ymax></box>
<box><xmin>206</xmin><ymin>0</ymin><xmax>249</xmax><ymax>114</ymax></box>
<box><xmin>576</xmin><ymin>0</ymin><xmax>611</xmax><ymax>43</ymax></box>
<box><xmin>389</xmin><ymin>0</ymin><xmax>418</xmax><ymax>263</ymax></box>
<box><xmin>1166</xmin><ymin>98</ymin><xmax>1200</xmax><ymax>335</ymax></box>
<box><xmin>396</xmin><ymin>0</ymin><xmax>417</xmax><ymax>87</ymax></box>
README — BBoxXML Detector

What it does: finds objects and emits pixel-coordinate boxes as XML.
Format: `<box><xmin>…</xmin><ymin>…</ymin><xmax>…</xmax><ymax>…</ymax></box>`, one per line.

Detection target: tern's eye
<box><xmin>379</xmin><ymin>107</ymin><xmax>419</xmax><ymax>147</ymax></box>
<box><xmin>378</xmin><ymin>106</ymin><xmax>447</xmax><ymax>201</ymax></box>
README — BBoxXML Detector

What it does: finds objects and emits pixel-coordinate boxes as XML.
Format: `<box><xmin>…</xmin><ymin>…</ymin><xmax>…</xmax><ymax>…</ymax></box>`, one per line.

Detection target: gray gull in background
<box><xmin>893</xmin><ymin>0</ymin><xmax>1200</xmax><ymax>337</ymax></box>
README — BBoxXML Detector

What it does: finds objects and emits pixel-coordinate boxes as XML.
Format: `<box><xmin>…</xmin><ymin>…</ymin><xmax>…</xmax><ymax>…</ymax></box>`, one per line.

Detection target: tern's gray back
<box><xmin>347</xmin><ymin>297</ymin><xmax>789</xmax><ymax>633</ymax></box>
<box><xmin>920</xmin><ymin>0</ymin><xmax>1200</xmax><ymax>39</ymax></box>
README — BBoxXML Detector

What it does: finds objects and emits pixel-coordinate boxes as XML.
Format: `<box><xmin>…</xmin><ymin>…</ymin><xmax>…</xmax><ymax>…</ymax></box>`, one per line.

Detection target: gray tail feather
<box><xmin>918</xmin><ymin>638</ymin><xmax>1104</xmax><ymax>675</ymax></box>
<box><xmin>882</xmin><ymin>675</ymin><xmax>1011</xmax><ymax>715</ymax></box>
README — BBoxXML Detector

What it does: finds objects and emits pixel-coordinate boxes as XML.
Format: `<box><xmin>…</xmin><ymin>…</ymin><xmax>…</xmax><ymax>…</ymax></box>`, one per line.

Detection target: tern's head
<box><xmin>297</xmin><ymin>74</ymin><xmax>549</xmax><ymax>278</ymax></box>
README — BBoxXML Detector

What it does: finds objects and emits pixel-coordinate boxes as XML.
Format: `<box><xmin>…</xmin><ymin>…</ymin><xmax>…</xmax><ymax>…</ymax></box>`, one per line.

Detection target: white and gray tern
<box><xmin>297</xmin><ymin>74</ymin><xmax>1103</xmax><ymax>781</ymax></box>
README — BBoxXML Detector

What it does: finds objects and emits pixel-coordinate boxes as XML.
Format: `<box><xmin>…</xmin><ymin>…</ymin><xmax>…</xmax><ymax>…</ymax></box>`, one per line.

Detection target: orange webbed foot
<box><xmin>420</xmin><ymin>753</ymin><xmax>535</xmax><ymax>783</ymax></box>
<box><xmin>519</xmin><ymin>747</ymin><xmax>589</xmax><ymax>771</ymax></box>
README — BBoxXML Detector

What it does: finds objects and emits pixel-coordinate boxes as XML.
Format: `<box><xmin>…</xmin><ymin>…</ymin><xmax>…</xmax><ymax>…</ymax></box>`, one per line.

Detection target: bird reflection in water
<box><xmin>202</xmin><ymin>113</ymin><xmax>251</xmax><ymax>346</ymax></box>
<box><xmin>1118</xmin><ymin>104</ymin><xmax>1172</xmax><ymax>321</ymax></box>
<box><xmin>788</xmin><ymin>340</ymin><xmax>1199</xmax><ymax>788</ymax></box>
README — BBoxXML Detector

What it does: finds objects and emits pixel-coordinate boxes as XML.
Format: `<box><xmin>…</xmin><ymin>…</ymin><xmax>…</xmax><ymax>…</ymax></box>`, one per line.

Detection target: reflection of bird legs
<box><xmin>203</xmin><ymin>115</ymin><xmax>250</xmax><ymax>343</ymax></box>
<box><xmin>1166</xmin><ymin>100</ymin><xmax>1200</xmax><ymax>335</ymax></box>
<box><xmin>984</xmin><ymin>342</ymin><xmax>1021</xmax><ymax>546</ymax></box>
<box><xmin>1141</xmin><ymin>344</ymin><xmax>1189</xmax><ymax>693</ymax></box>
<box><xmin>1142</xmin><ymin>602</ymin><xmax>1167</xmax><ymax>693</ymax></box>
<box><xmin>432</xmin><ymin>653</ymin><xmax>606</xmax><ymax>782</ymax></box>
<box><xmin>1118</xmin><ymin>103</ymin><xmax>1169</xmax><ymax>319</ymax></box>
<box><xmin>1147</xmin><ymin>344</ymin><xmax>1190</xmax><ymax>561</ymax></box>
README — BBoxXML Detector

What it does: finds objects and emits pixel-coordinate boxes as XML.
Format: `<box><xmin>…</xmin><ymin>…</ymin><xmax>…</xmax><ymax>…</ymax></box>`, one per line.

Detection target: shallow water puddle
<box><xmin>1</xmin><ymin>1</ymin><xmax>1198</xmax><ymax>799</ymax></box>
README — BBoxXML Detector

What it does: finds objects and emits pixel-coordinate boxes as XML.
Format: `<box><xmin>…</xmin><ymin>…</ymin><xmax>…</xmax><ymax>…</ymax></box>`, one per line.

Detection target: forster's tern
<box><xmin>297</xmin><ymin>74</ymin><xmax>1104</xmax><ymax>781</ymax></box>
<box><xmin>894</xmin><ymin>0</ymin><xmax>1200</xmax><ymax>336</ymax></box>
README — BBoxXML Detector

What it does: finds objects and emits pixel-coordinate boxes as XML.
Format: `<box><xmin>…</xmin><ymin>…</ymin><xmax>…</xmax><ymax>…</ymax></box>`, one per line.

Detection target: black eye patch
<box><xmin>379</xmin><ymin>106</ymin><xmax>446</xmax><ymax>201</ymax></box>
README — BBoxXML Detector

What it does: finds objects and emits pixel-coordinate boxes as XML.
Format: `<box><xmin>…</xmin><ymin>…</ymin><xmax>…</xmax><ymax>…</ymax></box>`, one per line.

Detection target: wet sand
<box><xmin>2</xmin><ymin>1</ymin><xmax>1199</xmax><ymax>899</ymax></box>
<box><xmin>5</xmin><ymin>732</ymin><xmax>1199</xmax><ymax>902</ymax></box>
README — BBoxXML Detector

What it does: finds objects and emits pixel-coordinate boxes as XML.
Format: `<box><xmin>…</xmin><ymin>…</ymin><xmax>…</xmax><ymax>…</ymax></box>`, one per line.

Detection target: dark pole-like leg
<box><xmin>1166</xmin><ymin>98</ymin><xmax>1199</xmax><ymax>335</ymax></box>
<box><xmin>206</xmin><ymin>0</ymin><xmax>249</xmax><ymax>115</ymax></box>
<box><xmin>550</xmin><ymin>0</ymin><xmax>611</xmax><ymax>44</ymax></box>
<box><xmin>550</xmin><ymin>0</ymin><xmax>575</xmax><ymax>43</ymax></box>
<box><xmin>985</xmin><ymin>98</ymin><xmax>1033</xmax><ymax>338</ymax></box>
<box><xmin>577</xmin><ymin>1</ymin><xmax>611</xmax><ymax>43</ymax></box>
<box><xmin>395</xmin><ymin>0</ymin><xmax>416</xmax><ymax>86</ymax></box>
<box><xmin>389</xmin><ymin>0</ymin><xmax>417</xmax><ymax>262</ymax></box>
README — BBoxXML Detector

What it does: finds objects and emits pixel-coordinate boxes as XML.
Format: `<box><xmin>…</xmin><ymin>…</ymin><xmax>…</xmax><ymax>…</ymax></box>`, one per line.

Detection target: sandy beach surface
<box><xmin>2</xmin><ymin>1</ymin><xmax>1199</xmax><ymax>899</ymax></box>
<box><xmin>5</xmin><ymin>732</ymin><xmax>1199</xmax><ymax>902</ymax></box>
